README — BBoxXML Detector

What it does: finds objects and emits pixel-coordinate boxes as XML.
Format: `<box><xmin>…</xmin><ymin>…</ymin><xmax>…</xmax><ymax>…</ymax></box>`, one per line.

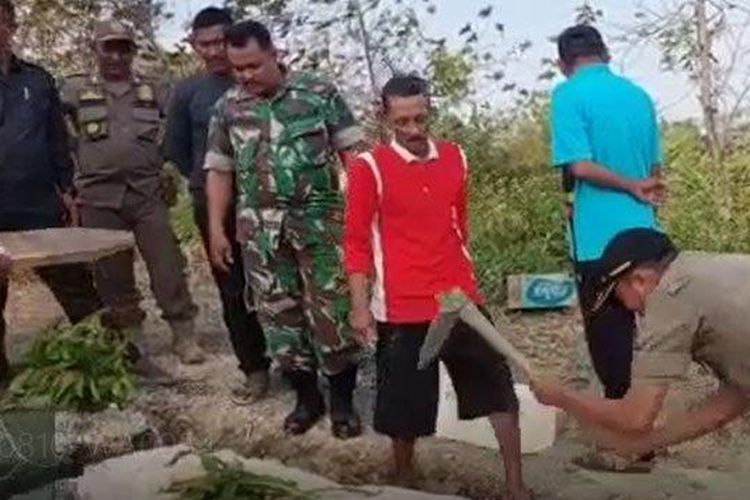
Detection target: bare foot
<box><xmin>386</xmin><ymin>466</ymin><xmax>421</xmax><ymax>489</ymax></box>
<box><xmin>503</xmin><ymin>486</ymin><xmax>534</xmax><ymax>500</ymax></box>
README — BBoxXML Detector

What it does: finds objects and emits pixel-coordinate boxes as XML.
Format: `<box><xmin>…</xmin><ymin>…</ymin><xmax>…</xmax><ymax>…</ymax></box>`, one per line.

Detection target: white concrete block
<box><xmin>436</xmin><ymin>364</ymin><xmax>557</xmax><ymax>454</ymax></box>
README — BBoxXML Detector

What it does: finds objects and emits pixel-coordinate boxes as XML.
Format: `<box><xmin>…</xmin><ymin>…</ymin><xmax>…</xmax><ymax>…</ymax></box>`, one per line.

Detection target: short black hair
<box><xmin>192</xmin><ymin>7</ymin><xmax>232</xmax><ymax>31</ymax></box>
<box><xmin>381</xmin><ymin>75</ymin><xmax>429</xmax><ymax>109</ymax></box>
<box><xmin>225</xmin><ymin>20</ymin><xmax>273</xmax><ymax>50</ymax></box>
<box><xmin>557</xmin><ymin>24</ymin><xmax>608</xmax><ymax>66</ymax></box>
<box><xmin>0</xmin><ymin>0</ymin><xmax>16</xmax><ymax>28</ymax></box>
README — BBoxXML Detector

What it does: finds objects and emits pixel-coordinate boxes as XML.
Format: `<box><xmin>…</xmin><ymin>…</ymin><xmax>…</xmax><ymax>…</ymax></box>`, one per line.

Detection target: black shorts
<box><xmin>374</xmin><ymin>314</ymin><xmax>519</xmax><ymax>440</ymax></box>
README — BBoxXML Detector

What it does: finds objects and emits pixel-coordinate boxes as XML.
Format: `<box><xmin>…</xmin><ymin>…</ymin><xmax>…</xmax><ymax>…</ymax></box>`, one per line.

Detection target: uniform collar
<box><xmin>103</xmin><ymin>79</ymin><xmax>134</xmax><ymax>97</ymax></box>
<box><xmin>390</xmin><ymin>138</ymin><xmax>439</xmax><ymax>164</ymax></box>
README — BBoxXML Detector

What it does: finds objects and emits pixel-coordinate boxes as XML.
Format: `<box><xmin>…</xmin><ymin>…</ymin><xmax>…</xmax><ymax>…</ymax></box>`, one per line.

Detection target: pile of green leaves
<box><xmin>165</xmin><ymin>455</ymin><xmax>319</xmax><ymax>500</ymax></box>
<box><xmin>6</xmin><ymin>316</ymin><xmax>137</xmax><ymax>412</ymax></box>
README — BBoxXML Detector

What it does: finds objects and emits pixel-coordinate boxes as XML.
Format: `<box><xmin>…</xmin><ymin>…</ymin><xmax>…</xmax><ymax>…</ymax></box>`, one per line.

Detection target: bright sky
<box><xmin>157</xmin><ymin>0</ymin><xmax>701</xmax><ymax>120</ymax></box>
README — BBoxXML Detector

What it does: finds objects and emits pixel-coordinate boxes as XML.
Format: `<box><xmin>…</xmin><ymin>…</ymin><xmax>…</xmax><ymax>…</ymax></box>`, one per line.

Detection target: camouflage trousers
<box><xmin>239</xmin><ymin>207</ymin><xmax>360</xmax><ymax>375</ymax></box>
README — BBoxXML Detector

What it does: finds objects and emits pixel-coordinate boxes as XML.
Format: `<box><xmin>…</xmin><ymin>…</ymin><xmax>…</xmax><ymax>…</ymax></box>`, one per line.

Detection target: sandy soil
<box><xmin>4</xmin><ymin>252</ymin><xmax>750</xmax><ymax>499</ymax></box>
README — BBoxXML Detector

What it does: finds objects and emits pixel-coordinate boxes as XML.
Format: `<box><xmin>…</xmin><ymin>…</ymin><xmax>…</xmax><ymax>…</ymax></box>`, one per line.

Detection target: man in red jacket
<box><xmin>344</xmin><ymin>75</ymin><xmax>529</xmax><ymax>499</ymax></box>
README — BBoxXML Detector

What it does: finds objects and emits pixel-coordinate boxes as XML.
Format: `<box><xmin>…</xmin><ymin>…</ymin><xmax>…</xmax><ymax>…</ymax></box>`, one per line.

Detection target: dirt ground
<box><xmin>5</xmin><ymin>252</ymin><xmax>750</xmax><ymax>499</ymax></box>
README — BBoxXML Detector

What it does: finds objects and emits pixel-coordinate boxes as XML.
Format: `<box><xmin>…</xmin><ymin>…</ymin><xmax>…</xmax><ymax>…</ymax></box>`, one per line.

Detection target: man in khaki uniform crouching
<box><xmin>533</xmin><ymin>228</ymin><xmax>750</xmax><ymax>460</ymax></box>
<box><xmin>61</xmin><ymin>20</ymin><xmax>204</xmax><ymax>364</ymax></box>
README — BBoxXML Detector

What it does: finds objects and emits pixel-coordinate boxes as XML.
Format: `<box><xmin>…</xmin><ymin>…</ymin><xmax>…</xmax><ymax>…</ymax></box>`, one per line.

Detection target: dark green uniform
<box><xmin>204</xmin><ymin>73</ymin><xmax>364</xmax><ymax>375</ymax></box>
<box><xmin>61</xmin><ymin>74</ymin><xmax>198</xmax><ymax>331</ymax></box>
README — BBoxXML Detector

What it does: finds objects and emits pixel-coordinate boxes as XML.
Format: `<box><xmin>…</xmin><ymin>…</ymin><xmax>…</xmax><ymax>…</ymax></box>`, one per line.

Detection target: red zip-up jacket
<box><xmin>344</xmin><ymin>139</ymin><xmax>483</xmax><ymax>323</ymax></box>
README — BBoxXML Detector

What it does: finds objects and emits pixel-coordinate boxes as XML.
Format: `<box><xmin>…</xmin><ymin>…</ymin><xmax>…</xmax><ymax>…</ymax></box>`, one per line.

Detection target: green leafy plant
<box><xmin>170</xmin><ymin>187</ymin><xmax>200</xmax><ymax>246</ymax></box>
<box><xmin>5</xmin><ymin>316</ymin><xmax>137</xmax><ymax>412</ymax></box>
<box><xmin>165</xmin><ymin>454</ymin><xmax>320</xmax><ymax>500</ymax></box>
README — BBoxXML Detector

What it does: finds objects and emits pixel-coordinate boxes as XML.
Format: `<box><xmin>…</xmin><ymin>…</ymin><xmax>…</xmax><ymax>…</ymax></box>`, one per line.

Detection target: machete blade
<box><xmin>418</xmin><ymin>310</ymin><xmax>460</xmax><ymax>370</ymax></box>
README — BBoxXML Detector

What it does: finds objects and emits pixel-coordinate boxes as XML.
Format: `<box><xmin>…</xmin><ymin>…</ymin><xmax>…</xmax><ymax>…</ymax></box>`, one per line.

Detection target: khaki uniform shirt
<box><xmin>61</xmin><ymin>75</ymin><xmax>170</xmax><ymax>208</ymax></box>
<box><xmin>633</xmin><ymin>252</ymin><xmax>750</xmax><ymax>391</ymax></box>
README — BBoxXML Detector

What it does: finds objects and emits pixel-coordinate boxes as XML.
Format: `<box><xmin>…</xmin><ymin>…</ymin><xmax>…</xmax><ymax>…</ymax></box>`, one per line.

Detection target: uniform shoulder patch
<box><xmin>136</xmin><ymin>82</ymin><xmax>155</xmax><ymax>102</ymax></box>
<box><xmin>62</xmin><ymin>73</ymin><xmax>91</xmax><ymax>88</ymax></box>
<box><xmin>78</xmin><ymin>79</ymin><xmax>106</xmax><ymax>103</ymax></box>
<box><xmin>63</xmin><ymin>71</ymin><xmax>88</xmax><ymax>79</ymax></box>
<box><xmin>60</xmin><ymin>74</ymin><xmax>98</xmax><ymax>104</ymax></box>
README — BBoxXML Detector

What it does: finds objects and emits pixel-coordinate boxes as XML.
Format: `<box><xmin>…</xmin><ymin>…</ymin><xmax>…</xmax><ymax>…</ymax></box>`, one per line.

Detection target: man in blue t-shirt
<box><xmin>550</xmin><ymin>25</ymin><xmax>665</xmax><ymax>427</ymax></box>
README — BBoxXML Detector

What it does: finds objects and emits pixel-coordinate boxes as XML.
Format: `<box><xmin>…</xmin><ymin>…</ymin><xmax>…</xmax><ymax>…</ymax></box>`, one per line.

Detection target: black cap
<box><xmin>591</xmin><ymin>228</ymin><xmax>678</xmax><ymax>313</ymax></box>
<box><xmin>557</xmin><ymin>24</ymin><xmax>607</xmax><ymax>65</ymax></box>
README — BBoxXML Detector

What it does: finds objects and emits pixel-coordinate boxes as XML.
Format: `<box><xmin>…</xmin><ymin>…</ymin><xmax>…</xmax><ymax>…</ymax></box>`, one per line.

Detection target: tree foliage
<box><xmin>226</xmin><ymin>0</ymin><xmax>531</xmax><ymax>113</ymax></box>
<box><xmin>13</xmin><ymin>0</ymin><xmax>171</xmax><ymax>76</ymax></box>
<box><xmin>13</xmin><ymin>0</ymin><xmax>750</xmax><ymax>302</ymax></box>
<box><xmin>625</xmin><ymin>0</ymin><xmax>750</xmax><ymax>162</ymax></box>
<box><xmin>574</xmin><ymin>1</ymin><xmax>604</xmax><ymax>25</ymax></box>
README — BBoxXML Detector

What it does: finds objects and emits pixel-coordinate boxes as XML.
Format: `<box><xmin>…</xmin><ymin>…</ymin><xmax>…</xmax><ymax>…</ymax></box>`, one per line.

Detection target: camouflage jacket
<box><xmin>204</xmin><ymin>73</ymin><xmax>363</xmax><ymax>222</ymax></box>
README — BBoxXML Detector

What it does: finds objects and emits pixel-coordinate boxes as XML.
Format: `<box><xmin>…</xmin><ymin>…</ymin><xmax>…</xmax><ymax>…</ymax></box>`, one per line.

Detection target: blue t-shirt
<box><xmin>551</xmin><ymin>64</ymin><xmax>662</xmax><ymax>262</ymax></box>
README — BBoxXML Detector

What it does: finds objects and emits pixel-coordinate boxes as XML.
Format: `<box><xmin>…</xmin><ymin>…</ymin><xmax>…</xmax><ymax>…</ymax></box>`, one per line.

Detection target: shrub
<box><xmin>435</xmin><ymin>101</ymin><xmax>569</xmax><ymax>303</ymax></box>
<box><xmin>171</xmin><ymin>187</ymin><xmax>200</xmax><ymax>246</ymax></box>
<box><xmin>661</xmin><ymin>123</ymin><xmax>750</xmax><ymax>253</ymax></box>
<box><xmin>436</xmin><ymin>103</ymin><xmax>750</xmax><ymax>305</ymax></box>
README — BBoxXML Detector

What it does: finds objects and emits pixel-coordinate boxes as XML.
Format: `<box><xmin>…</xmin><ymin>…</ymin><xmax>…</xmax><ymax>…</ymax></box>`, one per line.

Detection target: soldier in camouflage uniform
<box><xmin>204</xmin><ymin>20</ymin><xmax>365</xmax><ymax>438</ymax></box>
<box><xmin>61</xmin><ymin>20</ymin><xmax>205</xmax><ymax>366</ymax></box>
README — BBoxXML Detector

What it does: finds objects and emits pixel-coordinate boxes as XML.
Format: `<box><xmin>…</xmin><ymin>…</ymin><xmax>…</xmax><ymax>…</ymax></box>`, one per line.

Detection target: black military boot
<box><xmin>283</xmin><ymin>370</ymin><xmax>325</xmax><ymax>435</ymax></box>
<box><xmin>327</xmin><ymin>364</ymin><xmax>362</xmax><ymax>440</ymax></box>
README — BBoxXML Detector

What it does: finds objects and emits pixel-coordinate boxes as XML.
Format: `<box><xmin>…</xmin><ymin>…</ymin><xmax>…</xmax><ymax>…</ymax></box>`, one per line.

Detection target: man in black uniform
<box><xmin>165</xmin><ymin>7</ymin><xmax>269</xmax><ymax>401</ymax></box>
<box><xmin>0</xmin><ymin>0</ymin><xmax>101</xmax><ymax>383</ymax></box>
